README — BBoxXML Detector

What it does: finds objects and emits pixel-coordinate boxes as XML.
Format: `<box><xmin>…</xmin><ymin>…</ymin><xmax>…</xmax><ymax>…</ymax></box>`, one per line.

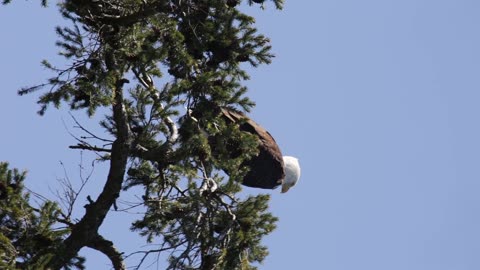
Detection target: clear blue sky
<box><xmin>2</xmin><ymin>1</ymin><xmax>480</xmax><ymax>269</ymax></box>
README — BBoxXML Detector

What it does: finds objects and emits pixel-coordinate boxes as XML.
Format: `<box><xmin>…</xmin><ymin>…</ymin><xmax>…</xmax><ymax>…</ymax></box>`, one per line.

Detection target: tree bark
<box><xmin>86</xmin><ymin>234</ymin><xmax>126</xmax><ymax>270</ymax></box>
<box><xmin>48</xmin><ymin>77</ymin><xmax>130</xmax><ymax>270</ymax></box>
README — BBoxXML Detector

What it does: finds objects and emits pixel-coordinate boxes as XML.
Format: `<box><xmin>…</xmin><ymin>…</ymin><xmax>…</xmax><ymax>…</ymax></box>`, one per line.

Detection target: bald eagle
<box><xmin>219</xmin><ymin>108</ymin><xmax>300</xmax><ymax>193</ymax></box>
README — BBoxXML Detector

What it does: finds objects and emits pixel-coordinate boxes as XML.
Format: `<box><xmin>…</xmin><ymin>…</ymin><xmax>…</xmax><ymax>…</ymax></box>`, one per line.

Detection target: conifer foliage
<box><xmin>2</xmin><ymin>0</ymin><xmax>285</xmax><ymax>269</ymax></box>
<box><xmin>0</xmin><ymin>163</ymin><xmax>84</xmax><ymax>269</ymax></box>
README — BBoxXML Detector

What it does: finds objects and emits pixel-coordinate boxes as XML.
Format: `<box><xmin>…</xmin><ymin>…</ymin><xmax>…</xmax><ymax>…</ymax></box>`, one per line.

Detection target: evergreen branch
<box><xmin>97</xmin><ymin>3</ymin><xmax>168</xmax><ymax>27</ymax></box>
<box><xmin>133</xmin><ymin>69</ymin><xmax>179</xmax><ymax>146</ymax></box>
<box><xmin>161</xmin><ymin>103</ymin><xmax>179</xmax><ymax>145</ymax></box>
<box><xmin>69</xmin><ymin>144</ymin><xmax>112</xmax><ymax>153</ymax></box>
<box><xmin>2</xmin><ymin>0</ymin><xmax>47</xmax><ymax>6</ymax></box>
<box><xmin>214</xmin><ymin>194</ymin><xmax>236</xmax><ymax>222</ymax></box>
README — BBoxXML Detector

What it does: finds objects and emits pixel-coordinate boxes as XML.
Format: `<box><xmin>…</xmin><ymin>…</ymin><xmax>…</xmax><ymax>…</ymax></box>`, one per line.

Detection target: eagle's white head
<box><xmin>281</xmin><ymin>156</ymin><xmax>301</xmax><ymax>193</ymax></box>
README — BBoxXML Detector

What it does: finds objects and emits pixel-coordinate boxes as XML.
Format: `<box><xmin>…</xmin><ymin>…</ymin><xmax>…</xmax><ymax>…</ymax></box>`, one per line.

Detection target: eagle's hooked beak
<box><xmin>281</xmin><ymin>184</ymin><xmax>291</xmax><ymax>193</ymax></box>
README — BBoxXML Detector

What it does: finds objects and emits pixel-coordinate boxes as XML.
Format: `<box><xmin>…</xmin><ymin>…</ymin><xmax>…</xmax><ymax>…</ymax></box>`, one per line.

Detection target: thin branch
<box><xmin>132</xmin><ymin>67</ymin><xmax>151</xmax><ymax>89</ymax></box>
<box><xmin>126</xmin><ymin>239</ymin><xmax>189</xmax><ymax>270</ymax></box>
<box><xmin>69</xmin><ymin>112</ymin><xmax>113</xmax><ymax>143</ymax></box>
<box><xmin>24</xmin><ymin>186</ymin><xmax>50</xmax><ymax>204</ymax></box>
<box><xmin>114</xmin><ymin>199</ymin><xmax>144</xmax><ymax>213</ymax></box>
<box><xmin>71</xmin><ymin>153</ymin><xmax>95</xmax><ymax>216</ymax></box>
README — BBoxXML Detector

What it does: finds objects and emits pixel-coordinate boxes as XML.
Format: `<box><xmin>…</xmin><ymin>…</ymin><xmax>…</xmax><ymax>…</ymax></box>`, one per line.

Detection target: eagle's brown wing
<box><xmin>220</xmin><ymin>108</ymin><xmax>285</xmax><ymax>189</ymax></box>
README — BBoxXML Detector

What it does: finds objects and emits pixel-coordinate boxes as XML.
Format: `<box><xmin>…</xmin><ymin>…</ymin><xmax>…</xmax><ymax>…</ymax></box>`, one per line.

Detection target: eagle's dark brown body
<box><xmin>220</xmin><ymin>108</ymin><xmax>285</xmax><ymax>189</ymax></box>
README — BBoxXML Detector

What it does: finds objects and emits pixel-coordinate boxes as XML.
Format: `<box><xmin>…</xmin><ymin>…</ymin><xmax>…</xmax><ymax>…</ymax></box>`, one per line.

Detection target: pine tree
<box><xmin>0</xmin><ymin>162</ymin><xmax>85</xmax><ymax>269</ymax></box>
<box><xmin>2</xmin><ymin>0</ymin><xmax>284</xmax><ymax>269</ymax></box>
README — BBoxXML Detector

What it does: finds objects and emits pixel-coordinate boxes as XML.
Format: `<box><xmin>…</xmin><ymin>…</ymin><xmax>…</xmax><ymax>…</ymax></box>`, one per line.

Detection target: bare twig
<box><xmin>69</xmin><ymin>112</ymin><xmax>113</xmax><ymax>143</ymax></box>
<box><xmin>126</xmin><ymin>240</ymin><xmax>188</xmax><ymax>270</ymax></box>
